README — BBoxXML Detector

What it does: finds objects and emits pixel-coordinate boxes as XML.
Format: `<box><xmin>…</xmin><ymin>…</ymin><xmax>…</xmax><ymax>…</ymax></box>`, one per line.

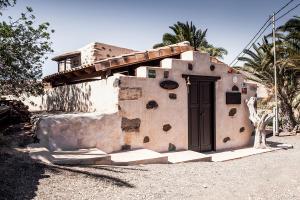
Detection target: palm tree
<box><xmin>276</xmin><ymin>16</ymin><xmax>300</xmax><ymax>51</ymax></box>
<box><xmin>200</xmin><ymin>44</ymin><xmax>228</xmax><ymax>59</ymax></box>
<box><xmin>237</xmin><ymin>17</ymin><xmax>300</xmax><ymax>131</ymax></box>
<box><xmin>153</xmin><ymin>21</ymin><xmax>228</xmax><ymax>59</ymax></box>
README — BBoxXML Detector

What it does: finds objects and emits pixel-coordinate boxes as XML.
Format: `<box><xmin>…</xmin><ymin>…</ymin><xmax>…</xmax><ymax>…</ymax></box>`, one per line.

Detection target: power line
<box><xmin>231</xmin><ymin>22</ymin><xmax>272</xmax><ymax>66</ymax></box>
<box><xmin>275</xmin><ymin>0</ymin><xmax>295</xmax><ymax>14</ymax></box>
<box><xmin>229</xmin><ymin>0</ymin><xmax>298</xmax><ymax>66</ymax></box>
<box><xmin>228</xmin><ymin>17</ymin><xmax>272</xmax><ymax>66</ymax></box>
<box><xmin>276</xmin><ymin>2</ymin><xmax>300</xmax><ymax>21</ymax></box>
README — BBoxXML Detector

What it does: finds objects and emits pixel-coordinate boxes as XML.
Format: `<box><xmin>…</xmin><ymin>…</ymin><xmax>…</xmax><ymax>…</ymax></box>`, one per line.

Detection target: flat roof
<box><xmin>52</xmin><ymin>51</ymin><xmax>81</xmax><ymax>61</ymax></box>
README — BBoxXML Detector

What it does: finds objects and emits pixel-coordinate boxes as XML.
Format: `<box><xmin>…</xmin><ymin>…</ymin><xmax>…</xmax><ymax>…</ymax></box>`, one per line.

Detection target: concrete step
<box><xmin>28</xmin><ymin>144</ymin><xmax>111</xmax><ymax>165</ymax></box>
<box><xmin>205</xmin><ymin>147</ymin><xmax>281</xmax><ymax>162</ymax></box>
<box><xmin>110</xmin><ymin>149</ymin><xmax>168</xmax><ymax>166</ymax></box>
<box><xmin>52</xmin><ymin>148</ymin><xmax>107</xmax><ymax>155</ymax></box>
<box><xmin>163</xmin><ymin>150</ymin><xmax>211</xmax><ymax>164</ymax></box>
<box><xmin>27</xmin><ymin>144</ymin><xmax>54</xmax><ymax>165</ymax></box>
<box><xmin>52</xmin><ymin>150</ymin><xmax>111</xmax><ymax>165</ymax></box>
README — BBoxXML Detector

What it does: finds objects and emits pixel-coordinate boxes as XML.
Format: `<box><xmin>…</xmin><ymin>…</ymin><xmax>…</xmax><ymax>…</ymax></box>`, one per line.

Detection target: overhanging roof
<box><xmin>43</xmin><ymin>42</ymin><xmax>193</xmax><ymax>85</ymax></box>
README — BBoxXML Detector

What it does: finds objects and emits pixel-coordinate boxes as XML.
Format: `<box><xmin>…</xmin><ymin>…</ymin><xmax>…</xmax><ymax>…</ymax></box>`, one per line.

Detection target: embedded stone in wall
<box><xmin>169</xmin><ymin>93</ymin><xmax>177</xmax><ymax>100</ymax></box>
<box><xmin>121</xmin><ymin>144</ymin><xmax>131</xmax><ymax>151</ymax></box>
<box><xmin>159</xmin><ymin>80</ymin><xmax>179</xmax><ymax>90</ymax></box>
<box><xmin>229</xmin><ymin>108</ymin><xmax>237</xmax><ymax>117</ymax></box>
<box><xmin>119</xmin><ymin>87</ymin><xmax>142</xmax><ymax>100</ymax></box>
<box><xmin>163</xmin><ymin>124</ymin><xmax>172</xmax><ymax>132</ymax></box>
<box><xmin>168</xmin><ymin>143</ymin><xmax>176</xmax><ymax>151</ymax></box>
<box><xmin>146</xmin><ymin>100</ymin><xmax>158</xmax><ymax>109</ymax></box>
<box><xmin>223</xmin><ymin>137</ymin><xmax>230</xmax><ymax>143</ymax></box>
<box><xmin>143</xmin><ymin>136</ymin><xmax>150</xmax><ymax>143</ymax></box>
<box><xmin>188</xmin><ymin>63</ymin><xmax>193</xmax><ymax>70</ymax></box>
<box><xmin>121</xmin><ymin>117</ymin><xmax>141</xmax><ymax>132</ymax></box>
<box><xmin>164</xmin><ymin>71</ymin><xmax>169</xmax><ymax>78</ymax></box>
<box><xmin>210</xmin><ymin>64</ymin><xmax>215</xmax><ymax>71</ymax></box>
<box><xmin>240</xmin><ymin>127</ymin><xmax>245</xmax><ymax>133</ymax></box>
<box><xmin>232</xmin><ymin>85</ymin><xmax>239</xmax><ymax>91</ymax></box>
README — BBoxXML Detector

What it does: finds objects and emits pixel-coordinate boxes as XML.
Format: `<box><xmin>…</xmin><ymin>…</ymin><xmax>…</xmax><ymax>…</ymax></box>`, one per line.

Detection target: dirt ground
<box><xmin>1</xmin><ymin>135</ymin><xmax>300</xmax><ymax>200</ymax></box>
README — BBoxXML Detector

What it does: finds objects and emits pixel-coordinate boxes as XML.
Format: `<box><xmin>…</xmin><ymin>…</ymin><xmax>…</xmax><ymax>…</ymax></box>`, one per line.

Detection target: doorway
<box><xmin>186</xmin><ymin>75</ymin><xmax>219</xmax><ymax>152</ymax></box>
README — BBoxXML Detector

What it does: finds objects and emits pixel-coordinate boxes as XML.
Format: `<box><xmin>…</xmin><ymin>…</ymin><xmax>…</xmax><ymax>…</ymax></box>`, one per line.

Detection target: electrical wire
<box><xmin>229</xmin><ymin>0</ymin><xmax>299</xmax><ymax>66</ymax></box>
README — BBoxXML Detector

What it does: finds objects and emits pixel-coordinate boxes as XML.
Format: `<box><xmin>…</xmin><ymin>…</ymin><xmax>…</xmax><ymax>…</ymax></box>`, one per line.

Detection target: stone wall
<box><xmin>36</xmin><ymin>113</ymin><xmax>122</xmax><ymax>153</ymax></box>
<box><xmin>79</xmin><ymin>42</ymin><xmax>136</xmax><ymax>66</ymax></box>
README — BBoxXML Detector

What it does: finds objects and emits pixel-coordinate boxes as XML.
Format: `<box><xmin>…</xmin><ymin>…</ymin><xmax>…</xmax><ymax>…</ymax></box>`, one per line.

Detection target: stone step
<box><xmin>52</xmin><ymin>148</ymin><xmax>107</xmax><ymax>155</ymax></box>
<box><xmin>163</xmin><ymin>150</ymin><xmax>211</xmax><ymax>164</ymax></box>
<box><xmin>52</xmin><ymin>151</ymin><xmax>111</xmax><ymax>165</ymax></box>
<box><xmin>28</xmin><ymin>144</ymin><xmax>111</xmax><ymax>165</ymax></box>
<box><xmin>110</xmin><ymin>149</ymin><xmax>168</xmax><ymax>166</ymax></box>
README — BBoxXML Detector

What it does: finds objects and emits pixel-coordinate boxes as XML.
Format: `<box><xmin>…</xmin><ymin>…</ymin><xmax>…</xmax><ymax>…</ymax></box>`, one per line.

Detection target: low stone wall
<box><xmin>36</xmin><ymin>113</ymin><xmax>122</xmax><ymax>153</ymax></box>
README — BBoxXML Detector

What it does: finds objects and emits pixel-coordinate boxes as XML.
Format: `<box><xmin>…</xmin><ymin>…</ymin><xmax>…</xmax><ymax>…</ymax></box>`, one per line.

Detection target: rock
<box><xmin>159</xmin><ymin>80</ymin><xmax>179</xmax><ymax>90</ymax></box>
<box><xmin>121</xmin><ymin>144</ymin><xmax>131</xmax><ymax>151</ymax></box>
<box><xmin>240</xmin><ymin>127</ymin><xmax>245</xmax><ymax>133</ymax></box>
<box><xmin>163</xmin><ymin>124</ymin><xmax>172</xmax><ymax>132</ymax></box>
<box><xmin>146</xmin><ymin>100</ymin><xmax>158</xmax><ymax>109</ymax></box>
<box><xmin>229</xmin><ymin>108</ymin><xmax>237</xmax><ymax>117</ymax></box>
<box><xmin>223</xmin><ymin>137</ymin><xmax>230</xmax><ymax>143</ymax></box>
<box><xmin>143</xmin><ymin>136</ymin><xmax>150</xmax><ymax>143</ymax></box>
<box><xmin>121</xmin><ymin>117</ymin><xmax>141</xmax><ymax>132</ymax></box>
<box><xmin>119</xmin><ymin>87</ymin><xmax>142</xmax><ymax>100</ymax></box>
<box><xmin>168</xmin><ymin>143</ymin><xmax>176</xmax><ymax>151</ymax></box>
<box><xmin>169</xmin><ymin>93</ymin><xmax>177</xmax><ymax>100</ymax></box>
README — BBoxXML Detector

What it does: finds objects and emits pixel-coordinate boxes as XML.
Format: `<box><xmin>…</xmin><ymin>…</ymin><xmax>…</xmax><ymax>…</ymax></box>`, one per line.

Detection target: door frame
<box><xmin>182</xmin><ymin>74</ymin><xmax>220</xmax><ymax>152</ymax></box>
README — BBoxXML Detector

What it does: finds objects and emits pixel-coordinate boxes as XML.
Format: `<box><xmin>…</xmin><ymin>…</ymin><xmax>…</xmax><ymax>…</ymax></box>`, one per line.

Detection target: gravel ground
<box><xmin>1</xmin><ymin>135</ymin><xmax>300</xmax><ymax>200</ymax></box>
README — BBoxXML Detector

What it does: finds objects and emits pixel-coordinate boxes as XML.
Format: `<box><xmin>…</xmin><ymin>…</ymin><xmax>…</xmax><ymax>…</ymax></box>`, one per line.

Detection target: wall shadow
<box><xmin>43</xmin><ymin>83</ymin><xmax>93</xmax><ymax>112</ymax></box>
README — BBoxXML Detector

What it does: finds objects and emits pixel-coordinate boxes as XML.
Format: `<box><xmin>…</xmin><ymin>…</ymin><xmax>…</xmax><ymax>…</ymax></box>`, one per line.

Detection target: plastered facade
<box><xmin>36</xmin><ymin>51</ymin><xmax>256</xmax><ymax>153</ymax></box>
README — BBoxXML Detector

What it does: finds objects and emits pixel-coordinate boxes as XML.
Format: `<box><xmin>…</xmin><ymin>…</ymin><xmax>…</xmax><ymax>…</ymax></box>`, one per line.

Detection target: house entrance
<box><xmin>186</xmin><ymin>75</ymin><xmax>219</xmax><ymax>152</ymax></box>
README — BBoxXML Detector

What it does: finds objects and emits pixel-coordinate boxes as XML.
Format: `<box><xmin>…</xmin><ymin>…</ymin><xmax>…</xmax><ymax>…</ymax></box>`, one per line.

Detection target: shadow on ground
<box><xmin>0</xmin><ymin>148</ymin><xmax>135</xmax><ymax>200</ymax></box>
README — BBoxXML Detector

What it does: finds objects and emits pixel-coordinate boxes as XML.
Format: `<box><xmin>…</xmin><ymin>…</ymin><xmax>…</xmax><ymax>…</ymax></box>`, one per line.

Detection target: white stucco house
<box><xmin>34</xmin><ymin>41</ymin><xmax>256</xmax><ymax>156</ymax></box>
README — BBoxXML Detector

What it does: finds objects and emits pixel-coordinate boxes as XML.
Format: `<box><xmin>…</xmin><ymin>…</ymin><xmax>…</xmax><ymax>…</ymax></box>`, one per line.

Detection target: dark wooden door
<box><xmin>188</xmin><ymin>78</ymin><xmax>214</xmax><ymax>152</ymax></box>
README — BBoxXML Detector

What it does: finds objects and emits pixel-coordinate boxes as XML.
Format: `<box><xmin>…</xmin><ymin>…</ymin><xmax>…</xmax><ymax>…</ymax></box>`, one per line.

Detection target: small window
<box><xmin>148</xmin><ymin>69</ymin><xmax>156</xmax><ymax>78</ymax></box>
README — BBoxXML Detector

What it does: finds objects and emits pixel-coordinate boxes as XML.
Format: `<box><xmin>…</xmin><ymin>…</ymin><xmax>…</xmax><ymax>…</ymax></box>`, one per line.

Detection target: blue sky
<box><xmin>2</xmin><ymin>0</ymin><xmax>300</xmax><ymax>76</ymax></box>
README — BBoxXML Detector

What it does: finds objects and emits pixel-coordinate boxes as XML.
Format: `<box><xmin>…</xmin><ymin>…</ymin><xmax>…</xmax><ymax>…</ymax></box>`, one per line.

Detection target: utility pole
<box><xmin>272</xmin><ymin>12</ymin><xmax>279</xmax><ymax>136</ymax></box>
